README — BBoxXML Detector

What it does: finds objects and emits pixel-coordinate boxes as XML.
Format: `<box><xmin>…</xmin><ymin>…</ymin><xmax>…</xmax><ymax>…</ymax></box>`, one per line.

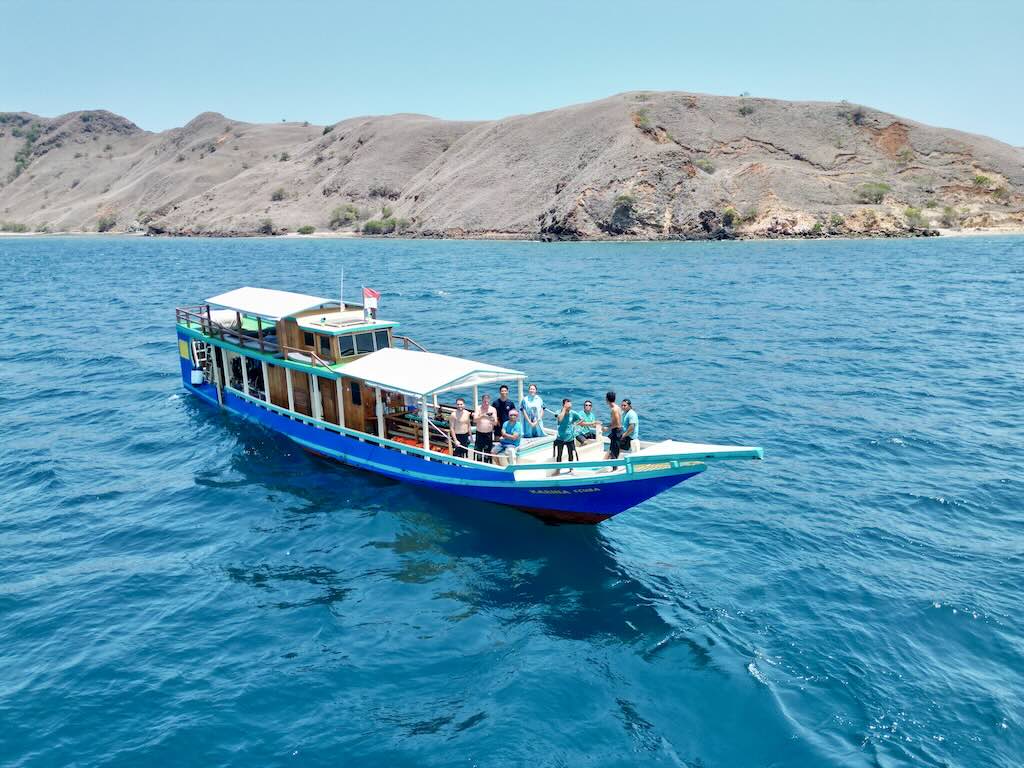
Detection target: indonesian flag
<box><xmin>362</xmin><ymin>287</ymin><xmax>381</xmax><ymax>309</ymax></box>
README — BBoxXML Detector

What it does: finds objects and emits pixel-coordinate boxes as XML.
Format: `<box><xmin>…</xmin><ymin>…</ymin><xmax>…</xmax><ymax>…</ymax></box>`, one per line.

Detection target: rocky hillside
<box><xmin>2</xmin><ymin>92</ymin><xmax>1023</xmax><ymax>239</ymax></box>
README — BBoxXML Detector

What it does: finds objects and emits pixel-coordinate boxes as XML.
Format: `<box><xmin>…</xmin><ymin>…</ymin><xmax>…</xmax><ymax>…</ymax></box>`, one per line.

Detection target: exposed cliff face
<box><xmin>1</xmin><ymin>92</ymin><xmax>1022</xmax><ymax>238</ymax></box>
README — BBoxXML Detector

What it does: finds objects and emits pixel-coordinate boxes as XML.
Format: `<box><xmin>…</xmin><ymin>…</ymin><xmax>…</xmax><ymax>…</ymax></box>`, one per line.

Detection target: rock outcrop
<box><xmin>1</xmin><ymin>92</ymin><xmax>1022</xmax><ymax>238</ymax></box>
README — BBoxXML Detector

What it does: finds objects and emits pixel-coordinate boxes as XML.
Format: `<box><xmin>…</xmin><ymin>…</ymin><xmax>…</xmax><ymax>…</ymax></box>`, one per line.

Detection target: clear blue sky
<box><xmin>3</xmin><ymin>0</ymin><xmax>1022</xmax><ymax>145</ymax></box>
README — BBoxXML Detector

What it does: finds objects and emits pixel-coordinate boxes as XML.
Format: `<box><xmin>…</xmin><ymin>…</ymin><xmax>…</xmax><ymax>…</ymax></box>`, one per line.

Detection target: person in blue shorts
<box><xmin>493</xmin><ymin>409</ymin><xmax>523</xmax><ymax>465</ymax></box>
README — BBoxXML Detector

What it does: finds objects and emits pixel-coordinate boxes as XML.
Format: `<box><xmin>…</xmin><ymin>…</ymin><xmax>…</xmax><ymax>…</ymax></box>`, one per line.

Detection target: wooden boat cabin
<box><xmin>176</xmin><ymin>287</ymin><xmax>529</xmax><ymax>456</ymax></box>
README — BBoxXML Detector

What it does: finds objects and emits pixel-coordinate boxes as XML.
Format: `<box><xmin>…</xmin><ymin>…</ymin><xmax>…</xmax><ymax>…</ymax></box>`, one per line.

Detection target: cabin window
<box><xmin>303</xmin><ymin>331</ymin><xmax>315</xmax><ymax>347</ymax></box>
<box><xmin>354</xmin><ymin>332</ymin><xmax>374</xmax><ymax>354</ymax></box>
<box><xmin>318</xmin><ymin>335</ymin><xmax>332</xmax><ymax>358</ymax></box>
<box><xmin>349</xmin><ymin>381</ymin><xmax>362</xmax><ymax>406</ymax></box>
<box><xmin>374</xmin><ymin>330</ymin><xmax>390</xmax><ymax>350</ymax></box>
<box><xmin>339</xmin><ymin>334</ymin><xmax>355</xmax><ymax>357</ymax></box>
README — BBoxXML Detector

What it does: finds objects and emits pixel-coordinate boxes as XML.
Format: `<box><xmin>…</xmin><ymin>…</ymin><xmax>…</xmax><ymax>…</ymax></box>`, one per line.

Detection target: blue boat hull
<box><xmin>178</xmin><ymin>351</ymin><xmax>700</xmax><ymax>523</ymax></box>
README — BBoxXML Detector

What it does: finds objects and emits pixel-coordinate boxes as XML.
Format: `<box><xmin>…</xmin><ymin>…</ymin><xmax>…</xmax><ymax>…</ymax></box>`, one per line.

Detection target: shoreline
<box><xmin>2</xmin><ymin>227</ymin><xmax>1023</xmax><ymax>242</ymax></box>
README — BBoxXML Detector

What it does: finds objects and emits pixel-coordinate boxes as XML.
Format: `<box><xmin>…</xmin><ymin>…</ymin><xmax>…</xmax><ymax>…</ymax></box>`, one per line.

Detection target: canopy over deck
<box><xmin>207</xmin><ymin>287</ymin><xmax>339</xmax><ymax>321</ymax></box>
<box><xmin>339</xmin><ymin>347</ymin><xmax>525</xmax><ymax>398</ymax></box>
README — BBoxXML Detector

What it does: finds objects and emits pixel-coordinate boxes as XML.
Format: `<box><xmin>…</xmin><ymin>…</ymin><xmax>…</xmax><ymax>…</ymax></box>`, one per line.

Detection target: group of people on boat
<box><xmin>443</xmin><ymin>385</ymin><xmax>639</xmax><ymax>466</ymax></box>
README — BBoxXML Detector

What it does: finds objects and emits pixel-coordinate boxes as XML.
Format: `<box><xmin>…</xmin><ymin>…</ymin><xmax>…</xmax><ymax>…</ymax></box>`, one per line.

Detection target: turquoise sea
<box><xmin>1</xmin><ymin>235</ymin><xmax>1022</xmax><ymax>767</ymax></box>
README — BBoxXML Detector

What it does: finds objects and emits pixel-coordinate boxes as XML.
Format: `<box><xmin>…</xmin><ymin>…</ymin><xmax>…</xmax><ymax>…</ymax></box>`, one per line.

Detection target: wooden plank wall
<box><xmin>319</xmin><ymin>376</ymin><xmax>339</xmax><ymax>424</ymax></box>
<box><xmin>267</xmin><ymin>364</ymin><xmax>289</xmax><ymax>409</ymax></box>
<box><xmin>292</xmin><ymin>371</ymin><xmax>312</xmax><ymax>416</ymax></box>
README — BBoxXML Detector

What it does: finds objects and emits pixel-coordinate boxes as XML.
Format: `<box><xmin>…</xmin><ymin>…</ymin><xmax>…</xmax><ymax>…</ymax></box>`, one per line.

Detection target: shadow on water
<box><xmin>195</xmin><ymin>401</ymin><xmax>676</xmax><ymax>644</ymax></box>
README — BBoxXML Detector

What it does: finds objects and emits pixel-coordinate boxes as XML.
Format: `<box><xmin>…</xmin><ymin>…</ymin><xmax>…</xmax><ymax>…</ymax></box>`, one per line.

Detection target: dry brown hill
<box><xmin>2</xmin><ymin>92</ymin><xmax>1022</xmax><ymax>239</ymax></box>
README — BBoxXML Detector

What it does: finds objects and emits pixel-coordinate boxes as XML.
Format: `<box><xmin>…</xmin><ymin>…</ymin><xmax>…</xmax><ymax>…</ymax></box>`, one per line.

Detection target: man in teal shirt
<box><xmin>493</xmin><ymin>409</ymin><xmax>523</xmax><ymax>465</ymax></box>
<box><xmin>621</xmin><ymin>399</ymin><xmax>640</xmax><ymax>451</ymax></box>
<box><xmin>554</xmin><ymin>398</ymin><xmax>581</xmax><ymax>464</ymax></box>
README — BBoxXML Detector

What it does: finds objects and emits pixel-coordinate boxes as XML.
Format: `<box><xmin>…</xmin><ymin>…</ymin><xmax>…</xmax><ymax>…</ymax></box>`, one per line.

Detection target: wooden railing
<box><xmin>395</xmin><ymin>335</ymin><xmax>428</xmax><ymax>352</ymax></box>
<box><xmin>175</xmin><ymin>305</ymin><xmax>334</xmax><ymax>368</ymax></box>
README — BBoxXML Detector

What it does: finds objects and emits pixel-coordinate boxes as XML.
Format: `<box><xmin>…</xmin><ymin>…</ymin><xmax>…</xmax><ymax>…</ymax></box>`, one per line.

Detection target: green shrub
<box><xmin>940</xmin><ymin>206</ymin><xmax>960</xmax><ymax>228</ymax></box>
<box><xmin>896</xmin><ymin>148</ymin><xmax>914</xmax><ymax>166</ymax></box>
<box><xmin>270</xmin><ymin>187</ymin><xmax>286</xmax><ymax>202</ymax></box>
<box><xmin>97</xmin><ymin>215</ymin><xmax>116</xmax><ymax>232</ymax></box>
<box><xmin>278</xmin><ymin>151</ymin><xmax>290</xmax><ymax>162</ymax></box>
<box><xmin>742</xmin><ymin>207</ymin><xmax>758</xmax><ymax>223</ymax></box>
<box><xmin>972</xmin><ymin>174</ymin><xmax>991</xmax><ymax>188</ymax></box>
<box><xmin>992</xmin><ymin>186</ymin><xmax>1010</xmax><ymax>201</ymax></box>
<box><xmin>695</xmin><ymin>158</ymin><xmax>715</xmax><ymax>174</ymax></box>
<box><xmin>362</xmin><ymin>217</ymin><xmax>397</xmax><ymax>235</ymax></box>
<box><xmin>924</xmin><ymin>199</ymin><xmax>938</xmax><ymax>208</ymax></box>
<box><xmin>855</xmin><ymin>182</ymin><xmax>891</xmax><ymax>204</ymax></box>
<box><xmin>810</xmin><ymin>221</ymin><xmax>823</xmax><ymax>235</ymax></box>
<box><xmin>322</xmin><ymin>125</ymin><xmax>334</xmax><ymax>135</ymax></box>
<box><xmin>297</xmin><ymin>224</ymin><xmax>315</xmax><ymax>235</ymax></box>
<box><xmin>1</xmin><ymin>221</ymin><xmax>29</xmax><ymax>232</ymax></box>
<box><xmin>632</xmin><ymin>109</ymin><xmax>651</xmax><ymax>129</ymax></box>
<box><xmin>258</xmin><ymin>218</ymin><xmax>274</xmax><ymax>235</ymax></box>
<box><xmin>722</xmin><ymin>207</ymin><xmax>739</xmax><ymax>227</ymax></box>
<box><xmin>738</xmin><ymin>103</ymin><xmax>755</xmax><ymax>117</ymax></box>
<box><xmin>381</xmin><ymin>204</ymin><xmax>393</xmax><ymax>218</ymax></box>
<box><xmin>829</xmin><ymin>213</ymin><xmax>845</xmax><ymax>228</ymax></box>
<box><xmin>329</xmin><ymin>204</ymin><xmax>362</xmax><ymax>228</ymax></box>
<box><xmin>904</xmin><ymin>207</ymin><xmax>926</xmax><ymax>228</ymax></box>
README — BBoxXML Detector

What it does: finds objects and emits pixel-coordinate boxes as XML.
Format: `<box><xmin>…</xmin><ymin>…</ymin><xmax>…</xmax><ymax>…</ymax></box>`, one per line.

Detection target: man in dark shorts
<box><xmin>473</xmin><ymin>394</ymin><xmax>498</xmax><ymax>463</ymax></box>
<box><xmin>449</xmin><ymin>397</ymin><xmax>471</xmax><ymax>458</ymax></box>
<box><xmin>604</xmin><ymin>390</ymin><xmax>623</xmax><ymax>461</ymax></box>
<box><xmin>493</xmin><ymin>384</ymin><xmax>515</xmax><ymax>430</ymax></box>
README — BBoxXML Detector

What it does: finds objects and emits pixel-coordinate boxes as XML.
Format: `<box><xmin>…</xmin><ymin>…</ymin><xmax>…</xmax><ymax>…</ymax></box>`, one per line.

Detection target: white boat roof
<box><xmin>339</xmin><ymin>347</ymin><xmax>525</xmax><ymax>398</ymax></box>
<box><xmin>207</xmin><ymin>287</ymin><xmax>339</xmax><ymax>321</ymax></box>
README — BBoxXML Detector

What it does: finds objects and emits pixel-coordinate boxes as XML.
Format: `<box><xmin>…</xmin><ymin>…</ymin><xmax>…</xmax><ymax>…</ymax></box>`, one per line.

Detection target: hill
<box><xmin>2</xmin><ymin>92</ymin><xmax>1022</xmax><ymax>239</ymax></box>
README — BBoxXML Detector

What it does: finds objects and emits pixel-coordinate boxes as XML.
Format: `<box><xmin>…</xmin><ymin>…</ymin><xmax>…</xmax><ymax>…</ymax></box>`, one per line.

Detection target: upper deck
<box><xmin>176</xmin><ymin>286</ymin><xmax>414</xmax><ymax>375</ymax></box>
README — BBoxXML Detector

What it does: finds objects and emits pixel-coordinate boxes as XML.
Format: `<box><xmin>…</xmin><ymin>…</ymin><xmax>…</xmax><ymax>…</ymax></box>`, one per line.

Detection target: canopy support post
<box><xmin>518</xmin><ymin>379</ymin><xmax>524</xmax><ymax>404</ymax></box>
<box><xmin>421</xmin><ymin>395</ymin><xmax>429</xmax><ymax>452</ymax></box>
<box><xmin>473</xmin><ymin>385</ymin><xmax>479</xmax><ymax>410</ymax></box>
<box><xmin>240</xmin><ymin>353</ymin><xmax>249</xmax><ymax>396</ymax></box>
<box><xmin>375</xmin><ymin>387</ymin><xmax>386</xmax><ymax>438</ymax></box>
<box><xmin>261</xmin><ymin>361</ymin><xmax>270</xmax><ymax>403</ymax></box>
<box><xmin>311</xmin><ymin>375</ymin><xmax>323</xmax><ymax>424</ymax></box>
<box><xmin>286</xmin><ymin>367</ymin><xmax>295</xmax><ymax>413</ymax></box>
<box><xmin>336</xmin><ymin>379</ymin><xmax>345</xmax><ymax>428</ymax></box>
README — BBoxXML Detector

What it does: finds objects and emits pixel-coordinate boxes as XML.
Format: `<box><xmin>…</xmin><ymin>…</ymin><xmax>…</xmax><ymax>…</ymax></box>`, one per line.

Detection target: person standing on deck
<box><xmin>519</xmin><ymin>383</ymin><xmax>545</xmax><ymax>438</ymax></box>
<box><xmin>449</xmin><ymin>398</ymin><xmax>471</xmax><ymax>458</ymax></box>
<box><xmin>493</xmin><ymin>409</ymin><xmax>523</xmax><ymax>464</ymax></box>
<box><xmin>494</xmin><ymin>384</ymin><xmax>515</xmax><ymax>430</ymax></box>
<box><xmin>574</xmin><ymin>400</ymin><xmax>598</xmax><ymax>445</ymax></box>
<box><xmin>621</xmin><ymin>399</ymin><xmax>640</xmax><ymax>452</ymax></box>
<box><xmin>473</xmin><ymin>394</ymin><xmax>498</xmax><ymax>463</ymax></box>
<box><xmin>604</xmin><ymin>391</ymin><xmax>623</xmax><ymax>461</ymax></box>
<box><xmin>554</xmin><ymin>399</ymin><xmax>582</xmax><ymax>465</ymax></box>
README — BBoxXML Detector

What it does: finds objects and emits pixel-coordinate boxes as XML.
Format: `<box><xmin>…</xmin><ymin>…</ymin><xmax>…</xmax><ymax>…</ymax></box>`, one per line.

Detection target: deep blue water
<box><xmin>1</xmin><ymin>235</ymin><xmax>1022</xmax><ymax>767</ymax></box>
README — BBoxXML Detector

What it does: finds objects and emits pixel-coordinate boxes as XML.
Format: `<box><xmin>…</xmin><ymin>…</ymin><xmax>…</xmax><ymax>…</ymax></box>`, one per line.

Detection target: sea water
<box><xmin>1</xmin><ymin>235</ymin><xmax>1021</xmax><ymax>767</ymax></box>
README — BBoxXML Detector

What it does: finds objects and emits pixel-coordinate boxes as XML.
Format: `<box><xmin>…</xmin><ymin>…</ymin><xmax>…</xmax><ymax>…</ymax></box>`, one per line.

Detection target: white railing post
<box><xmin>261</xmin><ymin>361</ymin><xmax>270</xmax><ymax>403</ymax></box>
<box><xmin>285</xmin><ymin>367</ymin><xmax>295</xmax><ymax>412</ymax></box>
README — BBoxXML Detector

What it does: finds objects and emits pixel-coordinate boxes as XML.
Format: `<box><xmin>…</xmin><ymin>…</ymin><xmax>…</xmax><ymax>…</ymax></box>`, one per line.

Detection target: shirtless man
<box><xmin>603</xmin><ymin>390</ymin><xmax>623</xmax><ymax>461</ymax></box>
<box><xmin>473</xmin><ymin>394</ymin><xmax>498</xmax><ymax>464</ymax></box>
<box><xmin>449</xmin><ymin>397</ymin><xmax>471</xmax><ymax>458</ymax></box>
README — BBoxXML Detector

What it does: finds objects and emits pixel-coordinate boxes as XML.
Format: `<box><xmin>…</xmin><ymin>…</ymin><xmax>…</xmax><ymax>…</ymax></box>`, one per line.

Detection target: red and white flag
<box><xmin>362</xmin><ymin>286</ymin><xmax>381</xmax><ymax>309</ymax></box>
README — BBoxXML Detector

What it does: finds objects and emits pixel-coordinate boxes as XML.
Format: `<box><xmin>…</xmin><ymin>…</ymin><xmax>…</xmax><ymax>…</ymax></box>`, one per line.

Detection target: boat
<box><xmin>175</xmin><ymin>286</ymin><xmax>763</xmax><ymax>524</ymax></box>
